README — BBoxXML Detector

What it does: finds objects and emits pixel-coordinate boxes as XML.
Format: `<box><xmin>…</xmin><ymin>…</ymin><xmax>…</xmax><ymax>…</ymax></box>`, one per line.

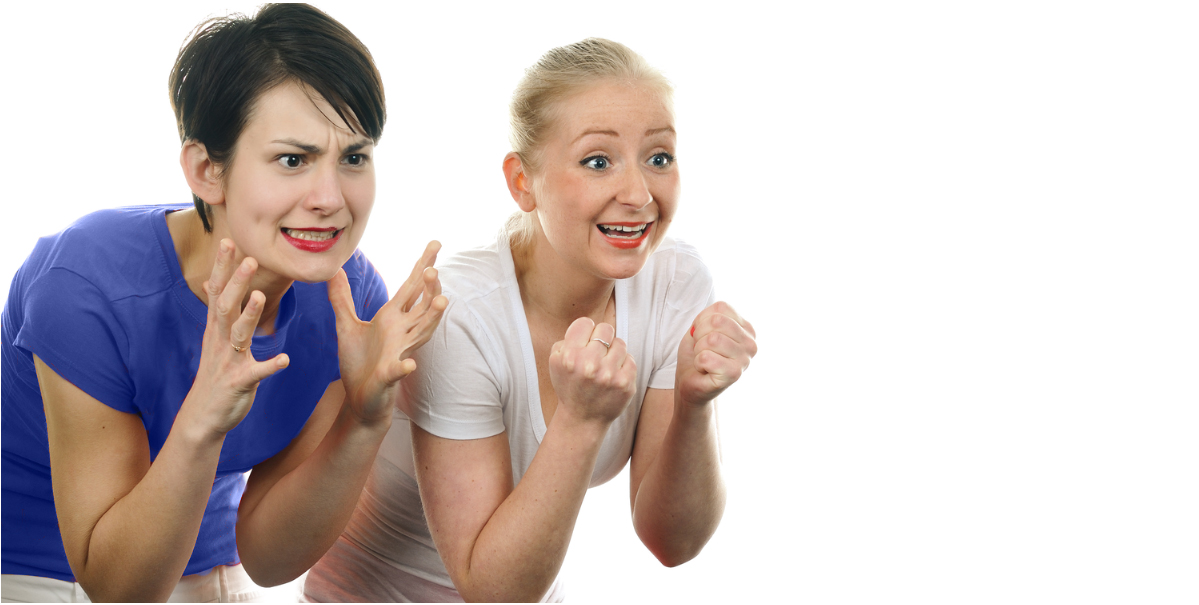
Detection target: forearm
<box><xmin>455</xmin><ymin>416</ymin><xmax>605</xmax><ymax>602</ymax></box>
<box><xmin>75</xmin><ymin>424</ymin><xmax>224</xmax><ymax>601</ymax></box>
<box><xmin>632</xmin><ymin>399</ymin><xmax>726</xmax><ymax>567</ymax></box>
<box><xmin>235</xmin><ymin>405</ymin><xmax>389</xmax><ymax>586</ymax></box>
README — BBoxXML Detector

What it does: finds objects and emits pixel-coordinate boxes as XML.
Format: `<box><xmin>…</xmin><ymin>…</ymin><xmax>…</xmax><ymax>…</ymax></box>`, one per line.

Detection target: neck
<box><xmin>513</xmin><ymin>233</ymin><xmax>614</xmax><ymax>327</ymax></box>
<box><xmin>168</xmin><ymin>208</ymin><xmax>292</xmax><ymax>336</ymax></box>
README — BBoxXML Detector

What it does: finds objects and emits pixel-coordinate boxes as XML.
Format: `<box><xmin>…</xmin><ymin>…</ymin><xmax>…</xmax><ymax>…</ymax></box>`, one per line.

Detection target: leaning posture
<box><xmin>0</xmin><ymin>4</ymin><xmax>445</xmax><ymax>602</ymax></box>
<box><xmin>304</xmin><ymin>38</ymin><xmax>757</xmax><ymax>602</ymax></box>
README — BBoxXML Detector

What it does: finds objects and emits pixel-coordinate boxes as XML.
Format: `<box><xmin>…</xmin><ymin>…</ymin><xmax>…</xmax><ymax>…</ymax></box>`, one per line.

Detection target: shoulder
<box><xmin>638</xmin><ymin>237</ymin><xmax>715</xmax><ymax>308</ymax></box>
<box><xmin>436</xmin><ymin>240</ymin><xmax>509</xmax><ymax>304</ymax></box>
<box><xmin>19</xmin><ymin>204</ymin><xmax>183</xmax><ymax>301</ymax></box>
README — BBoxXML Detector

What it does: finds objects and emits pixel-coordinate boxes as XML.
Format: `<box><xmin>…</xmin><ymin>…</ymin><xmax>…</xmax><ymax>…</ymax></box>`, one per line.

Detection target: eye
<box><xmin>277</xmin><ymin>154</ymin><xmax>304</xmax><ymax>169</ymax></box>
<box><xmin>343</xmin><ymin>153</ymin><xmax>368</xmax><ymax>166</ymax></box>
<box><xmin>580</xmin><ymin>155</ymin><xmax>610</xmax><ymax>171</ymax></box>
<box><xmin>648</xmin><ymin>152</ymin><xmax>675</xmax><ymax>168</ymax></box>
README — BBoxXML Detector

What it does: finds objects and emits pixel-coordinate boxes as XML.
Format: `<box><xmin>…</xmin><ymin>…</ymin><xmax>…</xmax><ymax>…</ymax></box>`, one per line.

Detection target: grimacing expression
<box><xmin>528</xmin><ymin>80</ymin><xmax>678</xmax><ymax>280</ymax></box>
<box><xmin>217</xmin><ymin>81</ymin><xmax>375</xmax><ymax>284</ymax></box>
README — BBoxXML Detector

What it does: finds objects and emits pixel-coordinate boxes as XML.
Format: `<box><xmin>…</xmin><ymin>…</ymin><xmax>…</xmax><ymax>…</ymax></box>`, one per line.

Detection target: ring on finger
<box><xmin>232</xmin><ymin>344</ymin><xmax>248</xmax><ymax>353</ymax></box>
<box><xmin>590</xmin><ymin>338</ymin><xmax>611</xmax><ymax>350</ymax></box>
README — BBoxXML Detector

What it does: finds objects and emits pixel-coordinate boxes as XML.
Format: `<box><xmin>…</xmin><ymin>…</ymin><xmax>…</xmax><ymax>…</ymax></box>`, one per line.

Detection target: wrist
<box><xmin>550</xmin><ymin>404</ymin><xmax>613</xmax><ymax>443</ymax></box>
<box><xmin>672</xmin><ymin>394</ymin><xmax>717</xmax><ymax>424</ymax></box>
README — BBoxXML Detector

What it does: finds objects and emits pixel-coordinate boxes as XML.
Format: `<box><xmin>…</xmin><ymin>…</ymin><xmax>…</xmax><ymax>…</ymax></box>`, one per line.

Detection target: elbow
<box><xmin>646</xmin><ymin>537</ymin><xmax>707</xmax><ymax>568</ymax></box>
<box><xmin>239</xmin><ymin>555</ymin><xmax>299</xmax><ymax>589</ymax></box>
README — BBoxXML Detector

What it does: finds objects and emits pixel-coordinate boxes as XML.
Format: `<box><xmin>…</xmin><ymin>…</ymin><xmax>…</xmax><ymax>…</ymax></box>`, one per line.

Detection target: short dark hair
<box><xmin>169</xmin><ymin>3</ymin><xmax>386</xmax><ymax>232</ymax></box>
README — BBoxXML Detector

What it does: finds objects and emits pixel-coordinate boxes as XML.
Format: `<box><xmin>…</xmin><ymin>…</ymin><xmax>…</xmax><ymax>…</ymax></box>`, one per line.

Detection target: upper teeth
<box><xmin>284</xmin><ymin>228</ymin><xmax>337</xmax><ymax>241</ymax></box>
<box><xmin>600</xmin><ymin>224</ymin><xmax>647</xmax><ymax>232</ymax></box>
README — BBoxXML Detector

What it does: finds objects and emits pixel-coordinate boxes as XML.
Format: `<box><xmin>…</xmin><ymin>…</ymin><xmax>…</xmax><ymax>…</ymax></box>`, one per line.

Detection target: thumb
<box><xmin>326</xmin><ymin>268</ymin><xmax>359</xmax><ymax>330</ymax></box>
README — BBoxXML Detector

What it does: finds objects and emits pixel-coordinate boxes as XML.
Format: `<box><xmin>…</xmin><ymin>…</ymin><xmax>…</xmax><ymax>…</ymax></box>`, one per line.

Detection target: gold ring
<box><xmin>590</xmin><ymin>338</ymin><xmax>611</xmax><ymax>350</ymax></box>
<box><xmin>232</xmin><ymin>344</ymin><xmax>248</xmax><ymax>353</ymax></box>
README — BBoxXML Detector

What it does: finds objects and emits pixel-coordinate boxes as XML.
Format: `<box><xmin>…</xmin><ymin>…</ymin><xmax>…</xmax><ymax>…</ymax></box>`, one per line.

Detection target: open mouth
<box><xmin>597</xmin><ymin>222</ymin><xmax>653</xmax><ymax>249</ymax></box>
<box><xmin>598</xmin><ymin>222</ymin><xmax>651</xmax><ymax>239</ymax></box>
<box><xmin>281</xmin><ymin>227</ymin><xmax>343</xmax><ymax>251</ymax></box>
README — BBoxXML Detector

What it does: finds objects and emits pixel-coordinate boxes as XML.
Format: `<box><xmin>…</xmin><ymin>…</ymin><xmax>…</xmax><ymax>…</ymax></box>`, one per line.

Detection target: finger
<box><xmin>588</xmin><ymin>322</ymin><xmax>617</xmax><ymax>354</ymax></box>
<box><xmin>229</xmin><ymin>291</ymin><xmax>265</xmax><ymax>349</ymax></box>
<box><xmin>693</xmin><ymin>307</ymin><xmax>753</xmax><ymax>347</ymax></box>
<box><xmin>603</xmin><ymin>337</ymin><xmax>629</xmax><ymax>371</ymax></box>
<box><xmin>206</xmin><ymin>239</ymin><xmax>238</xmax><ymax>304</ymax></box>
<box><xmin>216</xmin><ymin>257</ymin><xmax>257</xmax><ymax>327</ymax></box>
<box><xmin>694</xmin><ymin>348</ymin><xmax>743</xmax><ymax>387</ymax></box>
<box><xmin>406</xmin><ymin>267</ymin><xmax>440</xmax><ymax>315</ymax></box>
<box><xmin>563</xmin><ymin>317</ymin><xmax>596</xmax><ymax>349</ymax></box>
<box><xmin>694</xmin><ymin>330</ymin><xmax>756</xmax><ymax>366</ymax></box>
<box><xmin>391</xmin><ymin>241</ymin><xmax>441</xmax><ymax>313</ymax></box>
<box><xmin>248</xmin><ymin>353</ymin><xmax>290</xmax><ymax>384</ymax></box>
<box><xmin>325</xmin><ymin>268</ymin><xmax>361</xmax><ymax>331</ymax></box>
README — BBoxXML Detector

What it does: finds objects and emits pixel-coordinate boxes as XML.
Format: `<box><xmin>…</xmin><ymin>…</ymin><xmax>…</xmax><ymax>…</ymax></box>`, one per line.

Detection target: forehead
<box><xmin>241</xmin><ymin>82</ymin><xmax>364</xmax><ymax>143</ymax></box>
<box><xmin>551</xmin><ymin>80</ymin><xmax>675</xmax><ymax>138</ymax></box>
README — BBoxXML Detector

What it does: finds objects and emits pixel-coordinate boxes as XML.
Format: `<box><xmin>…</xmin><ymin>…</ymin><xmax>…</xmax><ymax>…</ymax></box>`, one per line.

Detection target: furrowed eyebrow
<box><xmin>341</xmin><ymin>140</ymin><xmax>372</xmax><ymax>155</ymax></box>
<box><xmin>271</xmin><ymin>139</ymin><xmax>322</xmax><ymax>154</ymax></box>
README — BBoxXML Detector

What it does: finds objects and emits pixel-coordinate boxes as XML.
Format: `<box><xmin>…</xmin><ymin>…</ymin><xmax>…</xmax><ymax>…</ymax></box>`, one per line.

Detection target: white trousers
<box><xmin>0</xmin><ymin>564</ymin><xmax>301</xmax><ymax>603</ymax></box>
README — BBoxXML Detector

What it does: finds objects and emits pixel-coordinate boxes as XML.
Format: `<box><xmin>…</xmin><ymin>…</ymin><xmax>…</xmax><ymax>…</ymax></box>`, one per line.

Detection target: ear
<box><xmin>180</xmin><ymin>141</ymin><xmax>226</xmax><ymax>206</ymax></box>
<box><xmin>502</xmin><ymin>152</ymin><xmax>536</xmax><ymax>213</ymax></box>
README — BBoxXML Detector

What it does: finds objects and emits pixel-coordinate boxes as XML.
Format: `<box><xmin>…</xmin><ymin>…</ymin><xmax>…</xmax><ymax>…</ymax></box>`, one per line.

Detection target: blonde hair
<box><xmin>506</xmin><ymin>38</ymin><xmax>672</xmax><ymax>250</ymax></box>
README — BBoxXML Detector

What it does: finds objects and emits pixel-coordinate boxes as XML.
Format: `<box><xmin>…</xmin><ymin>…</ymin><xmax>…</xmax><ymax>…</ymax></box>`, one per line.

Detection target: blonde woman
<box><xmin>304</xmin><ymin>38</ymin><xmax>757</xmax><ymax>602</ymax></box>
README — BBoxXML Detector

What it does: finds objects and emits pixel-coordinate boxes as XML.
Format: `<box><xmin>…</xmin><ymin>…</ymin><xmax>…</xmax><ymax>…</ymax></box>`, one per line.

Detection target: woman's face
<box><xmin>217</xmin><ymin>81</ymin><xmax>375</xmax><ymax>284</ymax></box>
<box><xmin>528</xmin><ymin>80</ymin><xmax>678</xmax><ymax>281</ymax></box>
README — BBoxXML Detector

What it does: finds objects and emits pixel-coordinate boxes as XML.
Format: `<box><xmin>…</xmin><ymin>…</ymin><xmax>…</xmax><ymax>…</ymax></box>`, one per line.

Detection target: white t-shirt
<box><xmin>303</xmin><ymin>232</ymin><xmax>715</xmax><ymax>602</ymax></box>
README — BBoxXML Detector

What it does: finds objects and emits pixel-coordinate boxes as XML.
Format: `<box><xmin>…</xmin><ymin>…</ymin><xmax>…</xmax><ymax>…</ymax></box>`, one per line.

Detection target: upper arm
<box><xmin>628</xmin><ymin>387</ymin><xmax>675</xmax><ymax>513</ymax></box>
<box><xmin>239</xmin><ymin>379</ymin><xmax>346</xmax><ymax>519</ymax></box>
<box><xmin>35</xmin><ymin>354</ymin><xmax>150</xmax><ymax>575</ymax></box>
<box><xmin>411</xmin><ymin>423</ymin><xmax>513</xmax><ymax>586</ymax></box>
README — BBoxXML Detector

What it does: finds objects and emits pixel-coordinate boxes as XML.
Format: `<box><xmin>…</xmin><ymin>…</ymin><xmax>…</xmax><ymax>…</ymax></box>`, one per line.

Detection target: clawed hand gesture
<box><xmin>185</xmin><ymin>239</ymin><xmax>291</xmax><ymax>436</ymax></box>
<box><xmin>675</xmin><ymin>302</ymin><xmax>757</xmax><ymax>406</ymax></box>
<box><xmin>328</xmin><ymin>241</ymin><xmax>449</xmax><ymax>425</ymax></box>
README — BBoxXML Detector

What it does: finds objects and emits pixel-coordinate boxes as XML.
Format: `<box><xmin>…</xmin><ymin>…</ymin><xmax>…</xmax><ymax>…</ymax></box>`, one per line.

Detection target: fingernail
<box><xmin>220</xmin><ymin>240</ymin><xmax>231</xmax><ymax>254</ymax></box>
<box><xmin>690</xmin><ymin>324</ymin><xmax>696</xmax><ymax>337</ymax></box>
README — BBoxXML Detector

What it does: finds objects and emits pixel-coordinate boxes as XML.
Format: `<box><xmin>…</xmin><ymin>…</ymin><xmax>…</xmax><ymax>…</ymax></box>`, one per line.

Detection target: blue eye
<box><xmin>278</xmin><ymin>154</ymin><xmax>303</xmax><ymax>169</ymax></box>
<box><xmin>649</xmin><ymin>152</ymin><xmax>674</xmax><ymax>168</ymax></box>
<box><xmin>580</xmin><ymin>156</ymin><xmax>610</xmax><ymax>171</ymax></box>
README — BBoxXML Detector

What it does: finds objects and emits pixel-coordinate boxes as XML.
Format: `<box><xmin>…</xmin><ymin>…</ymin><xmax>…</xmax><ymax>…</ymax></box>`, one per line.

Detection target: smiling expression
<box><xmin>214</xmin><ymin>81</ymin><xmax>375</xmax><ymax>284</ymax></box>
<box><xmin>526</xmin><ymin>79</ymin><xmax>678</xmax><ymax>281</ymax></box>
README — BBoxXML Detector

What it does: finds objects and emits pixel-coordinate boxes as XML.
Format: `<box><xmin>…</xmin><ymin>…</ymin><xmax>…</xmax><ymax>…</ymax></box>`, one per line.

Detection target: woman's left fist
<box><xmin>675</xmin><ymin>302</ymin><xmax>757</xmax><ymax>406</ymax></box>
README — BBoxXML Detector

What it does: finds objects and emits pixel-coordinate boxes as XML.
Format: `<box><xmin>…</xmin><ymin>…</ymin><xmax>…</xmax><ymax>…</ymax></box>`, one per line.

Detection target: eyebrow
<box><xmin>270</xmin><ymin>138</ymin><xmax>373</xmax><ymax>154</ymax></box>
<box><xmin>571</xmin><ymin>126</ymin><xmax>676</xmax><ymax>144</ymax></box>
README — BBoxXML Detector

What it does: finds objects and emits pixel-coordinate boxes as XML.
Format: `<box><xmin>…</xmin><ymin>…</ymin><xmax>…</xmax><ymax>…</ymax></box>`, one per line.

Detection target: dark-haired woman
<box><xmin>0</xmin><ymin>4</ymin><xmax>445</xmax><ymax>602</ymax></box>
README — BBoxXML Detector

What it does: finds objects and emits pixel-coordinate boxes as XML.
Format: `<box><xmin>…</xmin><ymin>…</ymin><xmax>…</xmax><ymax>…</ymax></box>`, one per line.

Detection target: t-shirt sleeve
<box><xmin>398</xmin><ymin>296</ymin><xmax>507</xmax><ymax>440</ymax></box>
<box><xmin>13</xmin><ymin>267</ymin><xmax>137</xmax><ymax>413</ymax></box>
<box><xmin>345</xmin><ymin>249</ymin><xmax>389</xmax><ymax>322</ymax></box>
<box><xmin>648</xmin><ymin>245</ymin><xmax>717</xmax><ymax>390</ymax></box>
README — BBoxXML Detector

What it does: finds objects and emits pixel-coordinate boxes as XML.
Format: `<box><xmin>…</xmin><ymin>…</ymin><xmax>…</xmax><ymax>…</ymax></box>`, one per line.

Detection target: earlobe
<box><xmin>180</xmin><ymin>141</ymin><xmax>225</xmax><ymax>206</ymax></box>
<box><xmin>502</xmin><ymin>152</ymin><xmax>536</xmax><ymax>213</ymax></box>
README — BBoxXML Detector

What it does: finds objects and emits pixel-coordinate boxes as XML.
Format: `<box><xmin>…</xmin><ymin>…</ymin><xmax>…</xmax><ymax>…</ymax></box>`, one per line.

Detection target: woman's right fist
<box><xmin>548</xmin><ymin>317</ymin><xmax>637</xmax><ymax>426</ymax></box>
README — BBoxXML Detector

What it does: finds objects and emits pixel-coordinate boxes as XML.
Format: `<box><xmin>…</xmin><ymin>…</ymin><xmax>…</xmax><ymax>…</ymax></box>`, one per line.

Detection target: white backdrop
<box><xmin>2</xmin><ymin>1</ymin><xmax>1196</xmax><ymax>603</ymax></box>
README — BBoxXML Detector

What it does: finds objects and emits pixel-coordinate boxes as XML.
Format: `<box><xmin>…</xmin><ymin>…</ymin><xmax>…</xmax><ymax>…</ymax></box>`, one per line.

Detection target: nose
<box><xmin>616</xmin><ymin>165</ymin><xmax>653</xmax><ymax>210</ymax></box>
<box><xmin>304</xmin><ymin>162</ymin><xmax>346</xmax><ymax>216</ymax></box>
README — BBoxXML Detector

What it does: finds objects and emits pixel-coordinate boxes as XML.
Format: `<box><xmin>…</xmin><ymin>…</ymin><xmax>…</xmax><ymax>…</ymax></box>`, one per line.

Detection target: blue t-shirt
<box><xmin>1</xmin><ymin>204</ymin><xmax>388</xmax><ymax>581</ymax></box>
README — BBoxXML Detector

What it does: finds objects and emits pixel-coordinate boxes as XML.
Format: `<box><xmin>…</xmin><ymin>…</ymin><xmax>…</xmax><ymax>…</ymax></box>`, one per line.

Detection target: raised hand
<box><xmin>548</xmin><ymin>318</ymin><xmax>638</xmax><ymax>426</ymax></box>
<box><xmin>180</xmin><ymin>239</ymin><xmax>290</xmax><ymax>437</ymax></box>
<box><xmin>676</xmin><ymin>302</ymin><xmax>757</xmax><ymax>406</ymax></box>
<box><xmin>328</xmin><ymin>241</ymin><xmax>449</xmax><ymax>424</ymax></box>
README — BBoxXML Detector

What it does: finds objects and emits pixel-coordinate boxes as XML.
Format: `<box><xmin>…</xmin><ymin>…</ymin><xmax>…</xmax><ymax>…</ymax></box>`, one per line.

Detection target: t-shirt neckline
<box><xmin>497</xmin><ymin>232</ymin><xmax>630</xmax><ymax>444</ymax></box>
<box><xmin>155</xmin><ymin>206</ymin><xmax>299</xmax><ymax>359</ymax></box>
